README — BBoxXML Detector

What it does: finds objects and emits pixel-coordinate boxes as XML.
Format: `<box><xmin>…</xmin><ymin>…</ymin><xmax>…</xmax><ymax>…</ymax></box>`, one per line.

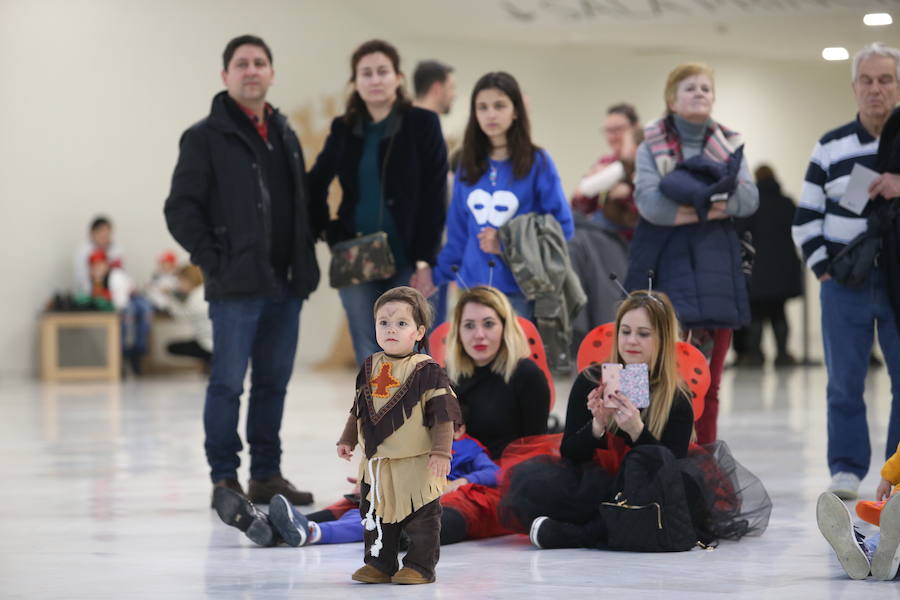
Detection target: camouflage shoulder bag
<box><xmin>328</xmin><ymin>119</ymin><xmax>399</xmax><ymax>288</ymax></box>
<box><xmin>328</xmin><ymin>231</ymin><xmax>396</xmax><ymax>288</ymax></box>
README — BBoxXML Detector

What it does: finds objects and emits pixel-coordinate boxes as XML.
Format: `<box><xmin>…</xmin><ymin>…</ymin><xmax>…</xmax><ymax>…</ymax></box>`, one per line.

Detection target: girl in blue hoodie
<box><xmin>435</xmin><ymin>72</ymin><xmax>573</xmax><ymax>318</ymax></box>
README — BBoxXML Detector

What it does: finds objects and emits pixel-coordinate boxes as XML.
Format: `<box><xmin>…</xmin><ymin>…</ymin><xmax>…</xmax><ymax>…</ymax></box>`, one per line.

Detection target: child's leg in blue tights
<box><xmin>317</xmin><ymin>509</ymin><xmax>364</xmax><ymax>545</ymax></box>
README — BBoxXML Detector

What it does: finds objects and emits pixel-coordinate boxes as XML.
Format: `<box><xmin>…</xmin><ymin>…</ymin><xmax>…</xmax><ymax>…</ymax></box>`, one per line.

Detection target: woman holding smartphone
<box><xmin>560</xmin><ymin>291</ymin><xmax>691</xmax><ymax>465</ymax></box>
<box><xmin>500</xmin><ymin>290</ymin><xmax>770</xmax><ymax>550</ymax></box>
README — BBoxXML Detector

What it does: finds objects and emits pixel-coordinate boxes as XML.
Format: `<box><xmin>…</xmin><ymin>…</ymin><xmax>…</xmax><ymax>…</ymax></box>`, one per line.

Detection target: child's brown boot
<box><xmin>391</xmin><ymin>567</ymin><xmax>434</xmax><ymax>584</ymax></box>
<box><xmin>351</xmin><ymin>565</ymin><xmax>391</xmax><ymax>584</ymax></box>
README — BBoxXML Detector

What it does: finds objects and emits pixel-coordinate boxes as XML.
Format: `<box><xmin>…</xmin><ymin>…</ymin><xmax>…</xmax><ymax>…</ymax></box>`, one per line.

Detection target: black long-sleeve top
<box><xmin>454</xmin><ymin>359</ymin><xmax>550</xmax><ymax>460</ymax></box>
<box><xmin>560</xmin><ymin>371</ymin><xmax>693</xmax><ymax>463</ymax></box>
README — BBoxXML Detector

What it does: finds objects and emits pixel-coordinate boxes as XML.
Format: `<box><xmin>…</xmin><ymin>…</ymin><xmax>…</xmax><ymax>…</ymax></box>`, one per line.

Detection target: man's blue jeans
<box><xmin>204</xmin><ymin>285</ymin><xmax>302</xmax><ymax>482</ymax></box>
<box><xmin>338</xmin><ymin>267</ymin><xmax>414</xmax><ymax>366</ymax></box>
<box><xmin>821</xmin><ymin>270</ymin><xmax>900</xmax><ymax>479</ymax></box>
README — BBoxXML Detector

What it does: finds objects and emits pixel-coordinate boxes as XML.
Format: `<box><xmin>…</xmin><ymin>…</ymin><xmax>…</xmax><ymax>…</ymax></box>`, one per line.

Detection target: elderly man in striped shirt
<box><xmin>793</xmin><ymin>42</ymin><xmax>900</xmax><ymax>500</ymax></box>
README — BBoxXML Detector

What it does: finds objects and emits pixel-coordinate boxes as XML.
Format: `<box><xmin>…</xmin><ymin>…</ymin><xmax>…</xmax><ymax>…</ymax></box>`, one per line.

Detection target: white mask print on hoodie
<box><xmin>466</xmin><ymin>189</ymin><xmax>520</xmax><ymax>228</ymax></box>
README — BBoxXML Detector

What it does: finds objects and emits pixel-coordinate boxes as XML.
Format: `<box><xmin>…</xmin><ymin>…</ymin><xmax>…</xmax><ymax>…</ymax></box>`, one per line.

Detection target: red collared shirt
<box><xmin>236</xmin><ymin>102</ymin><xmax>274</xmax><ymax>143</ymax></box>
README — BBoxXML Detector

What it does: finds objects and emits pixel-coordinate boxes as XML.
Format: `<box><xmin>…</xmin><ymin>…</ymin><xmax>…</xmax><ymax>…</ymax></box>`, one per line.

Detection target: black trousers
<box><xmin>360</xmin><ymin>482</ymin><xmax>441</xmax><ymax>579</ymax></box>
<box><xmin>745</xmin><ymin>298</ymin><xmax>790</xmax><ymax>357</ymax></box>
<box><xmin>548</xmin><ymin>514</ymin><xmax>609</xmax><ymax>548</ymax></box>
<box><xmin>439</xmin><ymin>507</ymin><xmax>467</xmax><ymax>545</ymax></box>
<box><xmin>167</xmin><ymin>339</ymin><xmax>212</xmax><ymax>364</ymax></box>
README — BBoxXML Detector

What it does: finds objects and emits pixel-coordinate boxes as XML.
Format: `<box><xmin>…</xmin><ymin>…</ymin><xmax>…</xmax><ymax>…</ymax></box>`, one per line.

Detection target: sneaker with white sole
<box><xmin>267</xmin><ymin>493</ymin><xmax>310</xmax><ymax>547</ymax></box>
<box><xmin>528</xmin><ymin>516</ymin><xmax>585</xmax><ymax>550</ymax></box>
<box><xmin>828</xmin><ymin>472</ymin><xmax>861</xmax><ymax>501</ymax></box>
<box><xmin>529</xmin><ymin>516</ymin><xmax>550</xmax><ymax>549</ymax></box>
<box><xmin>872</xmin><ymin>494</ymin><xmax>900</xmax><ymax>580</ymax></box>
<box><xmin>816</xmin><ymin>491</ymin><xmax>870</xmax><ymax>579</ymax></box>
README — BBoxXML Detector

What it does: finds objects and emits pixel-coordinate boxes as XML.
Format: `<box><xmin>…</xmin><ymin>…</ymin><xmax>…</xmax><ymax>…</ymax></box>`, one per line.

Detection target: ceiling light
<box><xmin>822</xmin><ymin>47</ymin><xmax>849</xmax><ymax>61</ymax></box>
<box><xmin>864</xmin><ymin>13</ymin><xmax>893</xmax><ymax>26</ymax></box>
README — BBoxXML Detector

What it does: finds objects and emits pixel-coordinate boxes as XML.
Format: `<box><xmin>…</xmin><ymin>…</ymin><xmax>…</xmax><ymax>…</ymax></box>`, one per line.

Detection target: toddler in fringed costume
<box><xmin>336</xmin><ymin>286</ymin><xmax>461</xmax><ymax>585</ymax></box>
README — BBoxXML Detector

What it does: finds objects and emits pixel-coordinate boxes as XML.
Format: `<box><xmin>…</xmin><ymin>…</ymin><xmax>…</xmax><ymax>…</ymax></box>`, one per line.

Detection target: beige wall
<box><xmin>1</xmin><ymin>0</ymin><xmax>860</xmax><ymax>375</ymax></box>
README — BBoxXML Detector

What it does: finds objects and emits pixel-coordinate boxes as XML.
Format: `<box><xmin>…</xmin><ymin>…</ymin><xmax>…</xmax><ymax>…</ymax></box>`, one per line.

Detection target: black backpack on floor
<box><xmin>598</xmin><ymin>445</ymin><xmax>699</xmax><ymax>552</ymax></box>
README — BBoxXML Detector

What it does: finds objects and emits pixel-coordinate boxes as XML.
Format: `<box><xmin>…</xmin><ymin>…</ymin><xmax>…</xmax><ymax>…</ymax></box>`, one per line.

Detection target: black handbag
<box><xmin>828</xmin><ymin>201</ymin><xmax>898</xmax><ymax>288</ymax></box>
<box><xmin>328</xmin><ymin>231</ymin><xmax>396</xmax><ymax>289</ymax></box>
<box><xmin>828</xmin><ymin>234</ymin><xmax>882</xmax><ymax>288</ymax></box>
<box><xmin>597</xmin><ymin>445</ymin><xmax>699</xmax><ymax>552</ymax></box>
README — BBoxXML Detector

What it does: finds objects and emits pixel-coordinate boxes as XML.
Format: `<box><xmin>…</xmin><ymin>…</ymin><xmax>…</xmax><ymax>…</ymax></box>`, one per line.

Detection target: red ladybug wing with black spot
<box><xmin>674</xmin><ymin>341</ymin><xmax>709</xmax><ymax>421</ymax></box>
<box><xmin>576</xmin><ymin>322</ymin><xmax>616</xmax><ymax>372</ymax></box>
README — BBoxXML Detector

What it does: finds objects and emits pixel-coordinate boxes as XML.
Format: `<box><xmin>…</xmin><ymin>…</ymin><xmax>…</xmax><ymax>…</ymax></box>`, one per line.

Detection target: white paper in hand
<box><xmin>840</xmin><ymin>163</ymin><xmax>880</xmax><ymax>215</ymax></box>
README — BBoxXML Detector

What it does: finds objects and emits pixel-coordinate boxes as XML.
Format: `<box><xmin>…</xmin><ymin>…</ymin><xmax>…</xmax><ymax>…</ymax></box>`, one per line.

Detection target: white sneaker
<box><xmin>872</xmin><ymin>494</ymin><xmax>900</xmax><ymax>580</ymax></box>
<box><xmin>816</xmin><ymin>492</ymin><xmax>870</xmax><ymax>579</ymax></box>
<box><xmin>828</xmin><ymin>472</ymin><xmax>861</xmax><ymax>500</ymax></box>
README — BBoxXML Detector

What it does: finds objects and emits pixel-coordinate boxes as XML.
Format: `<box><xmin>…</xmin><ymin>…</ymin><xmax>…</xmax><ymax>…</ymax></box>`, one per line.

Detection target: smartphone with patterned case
<box><xmin>621</xmin><ymin>363</ymin><xmax>650</xmax><ymax>409</ymax></box>
<box><xmin>601</xmin><ymin>363</ymin><xmax>623</xmax><ymax>404</ymax></box>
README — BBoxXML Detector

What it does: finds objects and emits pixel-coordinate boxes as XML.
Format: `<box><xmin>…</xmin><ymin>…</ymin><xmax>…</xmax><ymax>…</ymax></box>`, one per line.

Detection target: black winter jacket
<box><xmin>735</xmin><ymin>177</ymin><xmax>803</xmax><ymax>301</ymax></box>
<box><xmin>164</xmin><ymin>92</ymin><xmax>320</xmax><ymax>301</ymax></box>
<box><xmin>307</xmin><ymin>105</ymin><xmax>448</xmax><ymax>265</ymax></box>
<box><xmin>876</xmin><ymin>107</ymin><xmax>900</xmax><ymax>332</ymax></box>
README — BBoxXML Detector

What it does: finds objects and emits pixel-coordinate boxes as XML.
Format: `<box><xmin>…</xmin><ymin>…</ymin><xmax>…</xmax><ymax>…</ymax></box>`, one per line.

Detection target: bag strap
<box><xmin>376</xmin><ymin>112</ymin><xmax>399</xmax><ymax>232</ymax></box>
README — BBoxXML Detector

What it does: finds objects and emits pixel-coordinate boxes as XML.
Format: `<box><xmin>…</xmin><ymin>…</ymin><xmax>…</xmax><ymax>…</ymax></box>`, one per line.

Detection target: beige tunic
<box><xmin>342</xmin><ymin>352</ymin><xmax>459</xmax><ymax>524</ymax></box>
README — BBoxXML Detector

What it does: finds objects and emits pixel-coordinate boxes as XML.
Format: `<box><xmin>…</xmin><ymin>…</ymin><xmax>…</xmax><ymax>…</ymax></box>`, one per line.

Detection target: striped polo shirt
<box><xmin>791</xmin><ymin>115</ymin><xmax>878</xmax><ymax>277</ymax></box>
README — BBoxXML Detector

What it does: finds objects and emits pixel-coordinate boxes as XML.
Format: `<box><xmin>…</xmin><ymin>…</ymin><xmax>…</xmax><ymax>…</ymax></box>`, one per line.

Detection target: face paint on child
<box><xmin>375</xmin><ymin>300</ymin><xmax>425</xmax><ymax>356</ymax></box>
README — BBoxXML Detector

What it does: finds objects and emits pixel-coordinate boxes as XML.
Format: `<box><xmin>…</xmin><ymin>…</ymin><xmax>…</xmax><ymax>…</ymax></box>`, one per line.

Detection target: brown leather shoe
<box><xmin>351</xmin><ymin>565</ymin><xmax>392</xmax><ymax>584</ymax></box>
<box><xmin>391</xmin><ymin>567</ymin><xmax>434</xmax><ymax>584</ymax></box>
<box><xmin>247</xmin><ymin>474</ymin><xmax>313</xmax><ymax>506</ymax></box>
<box><xmin>210</xmin><ymin>478</ymin><xmax>245</xmax><ymax>508</ymax></box>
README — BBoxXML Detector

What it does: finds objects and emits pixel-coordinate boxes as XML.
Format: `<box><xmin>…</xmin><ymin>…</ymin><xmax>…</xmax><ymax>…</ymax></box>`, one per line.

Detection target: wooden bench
<box><xmin>142</xmin><ymin>313</ymin><xmax>206</xmax><ymax>375</ymax></box>
<box><xmin>41</xmin><ymin>312</ymin><xmax>121</xmax><ymax>382</ymax></box>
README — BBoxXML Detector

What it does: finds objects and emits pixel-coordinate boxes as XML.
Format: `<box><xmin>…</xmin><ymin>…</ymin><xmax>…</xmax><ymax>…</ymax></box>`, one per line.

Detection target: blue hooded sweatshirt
<box><xmin>436</xmin><ymin>149</ymin><xmax>574</xmax><ymax>294</ymax></box>
<box><xmin>449</xmin><ymin>435</ymin><xmax>500</xmax><ymax>487</ymax></box>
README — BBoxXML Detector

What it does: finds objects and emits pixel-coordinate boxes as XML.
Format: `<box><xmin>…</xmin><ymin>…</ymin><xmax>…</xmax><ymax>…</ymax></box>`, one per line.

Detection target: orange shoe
<box><xmin>856</xmin><ymin>499</ymin><xmax>887</xmax><ymax>527</ymax></box>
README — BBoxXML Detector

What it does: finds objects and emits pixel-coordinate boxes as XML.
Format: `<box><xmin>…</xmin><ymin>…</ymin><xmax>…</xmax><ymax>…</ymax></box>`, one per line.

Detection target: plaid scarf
<box><xmin>644</xmin><ymin>115</ymin><xmax>743</xmax><ymax>176</ymax></box>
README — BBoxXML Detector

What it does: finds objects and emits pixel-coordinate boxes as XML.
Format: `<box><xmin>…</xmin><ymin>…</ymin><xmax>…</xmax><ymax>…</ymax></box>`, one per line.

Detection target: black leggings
<box><xmin>439</xmin><ymin>507</ymin><xmax>467</xmax><ymax>545</ymax></box>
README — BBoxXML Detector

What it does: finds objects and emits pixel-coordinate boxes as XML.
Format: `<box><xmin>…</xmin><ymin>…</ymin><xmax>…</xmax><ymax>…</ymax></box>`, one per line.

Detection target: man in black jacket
<box><xmin>165</xmin><ymin>35</ymin><xmax>321</xmax><ymax>507</ymax></box>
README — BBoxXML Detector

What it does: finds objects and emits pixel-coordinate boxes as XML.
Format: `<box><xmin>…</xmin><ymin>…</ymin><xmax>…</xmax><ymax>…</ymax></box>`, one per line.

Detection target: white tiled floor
<box><xmin>2</xmin><ymin>363</ymin><xmax>896</xmax><ymax>598</ymax></box>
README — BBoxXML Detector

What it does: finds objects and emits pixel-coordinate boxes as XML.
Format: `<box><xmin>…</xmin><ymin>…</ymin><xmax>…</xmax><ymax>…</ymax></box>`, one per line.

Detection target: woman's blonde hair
<box><xmin>446</xmin><ymin>286</ymin><xmax>529</xmax><ymax>383</ymax></box>
<box><xmin>605</xmin><ymin>290</ymin><xmax>689</xmax><ymax>440</ymax></box>
<box><xmin>663</xmin><ymin>62</ymin><xmax>715</xmax><ymax>114</ymax></box>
